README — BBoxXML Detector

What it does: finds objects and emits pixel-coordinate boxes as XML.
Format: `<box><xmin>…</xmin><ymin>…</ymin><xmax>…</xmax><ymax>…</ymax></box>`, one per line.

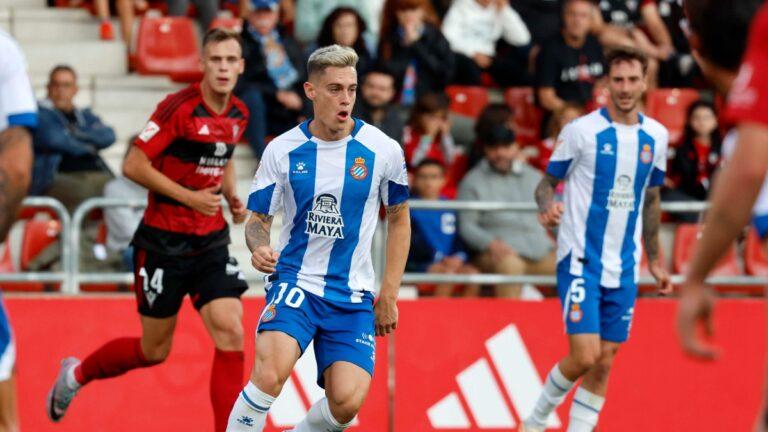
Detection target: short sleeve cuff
<box><xmin>546</xmin><ymin>159</ymin><xmax>572</xmax><ymax>179</ymax></box>
<box><xmin>247</xmin><ymin>184</ymin><xmax>277</xmax><ymax>214</ymax></box>
<box><xmin>8</xmin><ymin>112</ymin><xmax>38</xmax><ymax>128</ymax></box>
<box><xmin>387</xmin><ymin>181</ymin><xmax>410</xmax><ymax>206</ymax></box>
<box><xmin>649</xmin><ymin>167</ymin><xmax>665</xmax><ymax>187</ymax></box>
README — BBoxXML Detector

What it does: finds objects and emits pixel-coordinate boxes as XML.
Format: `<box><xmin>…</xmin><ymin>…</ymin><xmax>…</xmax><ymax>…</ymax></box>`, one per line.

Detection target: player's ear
<box><xmin>304</xmin><ymin>81</ymin><xmax>315</xmax><ymax>101</ymax></box>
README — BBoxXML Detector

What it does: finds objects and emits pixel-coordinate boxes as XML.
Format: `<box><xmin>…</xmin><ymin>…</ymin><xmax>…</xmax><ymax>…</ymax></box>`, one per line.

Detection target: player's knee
<box><xmin>251</xmin><ymin>365</ymin><xmax>288</xmax><ymax>395</ymax></box>
<box><xmin>327</xmin><ymin>390</ymin><xmax>365</xmax><ymax>424</ymax></box>
<box><xmin>571</xmin><ymin>348</ymin><xmax>600</xmax><ymax>371</ymax></box>
<box><xmin>141</xmin><ymin>340</ymin><xmax>172</xmax><ymax>363</ymax></box>
<box><xmin>212</xmin><ymin>319</ymin><xmax>244</xmax><ymax>351</ymax></box>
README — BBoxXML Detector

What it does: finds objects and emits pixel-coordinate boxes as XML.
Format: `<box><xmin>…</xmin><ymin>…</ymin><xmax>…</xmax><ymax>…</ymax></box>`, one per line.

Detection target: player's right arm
<box><xmin>535</xmin><ymin>122</ymin><xmax>580</xmax><ymax>228</ymax></box>
<box><xmin>124</xmin><ymin>100</ymin><xmax>221</xmax><ymax>216</ymax></box>
<box><xmin>245</xmin><ymin>144</ymin><xmax>285</xmax><ymax>274</ymax></box>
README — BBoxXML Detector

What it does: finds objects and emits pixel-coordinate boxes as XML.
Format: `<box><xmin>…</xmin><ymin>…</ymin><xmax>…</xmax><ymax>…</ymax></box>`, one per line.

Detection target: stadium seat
<box><xmin>504</xmin><ymin>87</ymin><xmax>544</xmax><ymax>146</ymax></box>
<box><xmin>0</xmin><ymin>220</ymin><xmax>51</xmax><ymax>292</ymax></box>
<box><xmin>135</xmin><ymin>16</ymin><xmax>203</xmax><ymax>82</ymax></box>
<box><xmin>744</xmin><ymin>229</ymin><xmax>768</xmax><ymax>277</ymax></box>
<box><xmin>210</xmin><ymin>17</ymin><xmax>243</xmax><ymax>32</ymax></box>
<box><xmin>645</xmin><ymin>88</ymin><xmax>700</xmax><ymax>145</ymax></box>
<box><xmin>445</xmin><ymin>86</ymin><xmax>489</xmax><ymax>119</ymax></box>
<box><xmin>673</xmin><ymin>223</ymin><xmax>740</xmax><ymax>276</ymax></box>
<box><xmin>20</xmin><ymin>220</ymin><xmax>61</xmax><ymax>271</ymax></box>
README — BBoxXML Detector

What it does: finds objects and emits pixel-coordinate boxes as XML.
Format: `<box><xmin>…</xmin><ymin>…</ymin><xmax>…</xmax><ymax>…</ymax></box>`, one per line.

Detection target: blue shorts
<box><xmin>753</xmin><ymin>213</ymin><xmax>768</xmax><ymax>239</ymax></box>
<box><xmin>256</xmin><ymin>282</ymin><xmax>375</xmax><ymax>388</ymax></box>
<box><xmin>557</xmin><ymin>267</ymin><xmax>637</xmax><ymax>343</ymax></box>
<box><xmin>0</xmin><ymin>297</ymin><xmax>14</xmax><ymax>381</ymax></box>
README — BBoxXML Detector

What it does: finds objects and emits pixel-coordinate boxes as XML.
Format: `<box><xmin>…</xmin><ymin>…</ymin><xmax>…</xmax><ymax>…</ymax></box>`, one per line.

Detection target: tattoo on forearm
<box><xmin>642</xmin><ymin>188</ymin><xmax>662</xmax><ymax>262</ymax></box>
<box><xmin>245</xmin><ymin>212</ymin><xmax>273</xmax><ymax>251</ymax></box>
<box><xmin>0</xmin><ymin>127</ymin><xmax>31</xmax><ymax>241</ymax></box>
<box><xmin>386</xmin><ymin>202</ymin><xmax>408</xmax><ymax>216</ymax></box>
<box><xmin>535</xmin><ymin>174</ymin><xmax>560</xmax><ymax>212</ymax></box>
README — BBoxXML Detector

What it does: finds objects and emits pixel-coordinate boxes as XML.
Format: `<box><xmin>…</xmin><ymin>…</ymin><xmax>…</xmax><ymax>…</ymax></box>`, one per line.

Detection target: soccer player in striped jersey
<box><xmin>47</xmin><ymin>29</ymin><xmax>250</xmax><ymax>431</ymax></box>
<box><xmin>521</xmin><ymin>47</ymin><xmax>672</xmax><ymax>432</ymax></box>
<box><xmin>677</xmin><ymin>0</ymin><xmax>768</xmax><ymax>429</ymax></box>
<box><xmin>226</xmin><ymin>45</ymin><xmax>411</xmax><ymax>431</ymax></box>
<box><xmin>0</xmin><ymin>30</ymin><xmax>37</xmax><ymax>431</ymax></box>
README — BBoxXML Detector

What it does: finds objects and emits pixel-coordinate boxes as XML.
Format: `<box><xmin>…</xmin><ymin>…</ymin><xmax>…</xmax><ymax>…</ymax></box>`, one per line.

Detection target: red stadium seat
<box><xmin>135</xmin><ymin>16</ymin><xmax>203</xmax><ymax>82</ymax></box>
<box><xmin>673</xmin><ymin>223</ymin><xmax>740</xmax><ymax>276</ymax></box>
<box><xmin>645</xmin><ymin>88</ymin><xmax>700</xmax><ymax>146</ymax></box>
<box><xmin>445</xmin><ymin>86</ymin><xmax>489</xmax><ymax>119</ymax></box>
<box><xmin>745</xmin><ymin>229</ymin><xmax>768</xmax><ymax>277</ymax></box>
<box><xmin>0</xmin><ymin>220</ymin><xmax>54</xmax><ymax>292</ymax></box>
<box><xmin>504</xmin><ymin>87</ymin><xmax>544</xmax><ymax>146</ymax></box>
<box><xmin>20</xmin><ymin>220</ymin><xmax>61</xmax><ymax>271</ymax></box>
<box><xmin>210</xmin><ymin>17</ymin><xmax>243</xmax><ymax>32</ymax></box>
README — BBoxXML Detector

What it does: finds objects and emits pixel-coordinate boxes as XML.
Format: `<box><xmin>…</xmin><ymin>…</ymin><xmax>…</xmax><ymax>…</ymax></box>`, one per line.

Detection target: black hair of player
<box><xmin>202</xmin><ymin>27</ymin><xmax>243</xmax><ymax>51</ymax></box>
<box><xmin>605</xmin><ymin>47</ymin><xmax>648</xmax><ymax>75</ymax></box>
<box><xmin>415</xmin><ymin>158</ymin><xmax>447</xmax><ymax>174</ymax></box>
<box><xmin>683</xmin><ymin>0</ymin><xmax>763</xmax><ymax>71</ymax></box>
<box><xmin>49</xmin><ymin>64</ymin><xmax>77</xmax><ymax>83</ymax></box>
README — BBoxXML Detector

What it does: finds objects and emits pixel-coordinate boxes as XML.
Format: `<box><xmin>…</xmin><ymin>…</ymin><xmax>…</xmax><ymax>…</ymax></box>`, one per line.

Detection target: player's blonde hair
<box><xmin>307</xmin><ymin>45</ymin><xmax>359</xmax><ymax>78</ymax></box>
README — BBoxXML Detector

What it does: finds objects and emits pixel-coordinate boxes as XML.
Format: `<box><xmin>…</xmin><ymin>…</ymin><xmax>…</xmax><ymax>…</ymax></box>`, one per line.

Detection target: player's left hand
<box><xmin>648</xmin><ymin>260</ymin><xmax>673</xmax><ymax>295</ymax></box>
<box><xmin>677</xmin><ymin>280</ymin><xmax>718</xmax><ymax>360</ymax></box>
<box><xmin>227</xmin><ymin>195</ymin><xmax>247</xmax><ymax>224</ymax></box>
<box><xmin>374</xmin><ymin>295</ymin><xmax>398</xmax><ymax>337</ymax></box>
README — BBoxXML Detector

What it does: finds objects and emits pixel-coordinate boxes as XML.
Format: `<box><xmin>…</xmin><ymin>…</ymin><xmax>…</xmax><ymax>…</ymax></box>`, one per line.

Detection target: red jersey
<box><xmin>132</xmin><ymin>83</ymin><xmax>249</xmax><ymax>255</ymax></box>
<box><xmin>725</xmin><ymin>4</ymin><xmax>768</xmax><ymax>126</ymax></box>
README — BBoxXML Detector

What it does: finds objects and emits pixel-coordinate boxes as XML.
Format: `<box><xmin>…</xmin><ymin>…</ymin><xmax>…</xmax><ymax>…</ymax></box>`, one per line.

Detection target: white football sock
<box><xmin>291</xmin><ymin>398</ymin><xmax>352</xmax><ymax>432</ymax></box>
<box><xmin>226</xmin><ymin>382</ymin><xmax>275</xmax><ymax>431</ymax></box>
<box><xmin>568</xmin><ymin>387</ymin><xmax>605</xmax><ymax>432</ymax></box>
<box><xmin>526</xmin><ymin>364</ymin><xmax>576</xmax><ymax>429</ymax></box>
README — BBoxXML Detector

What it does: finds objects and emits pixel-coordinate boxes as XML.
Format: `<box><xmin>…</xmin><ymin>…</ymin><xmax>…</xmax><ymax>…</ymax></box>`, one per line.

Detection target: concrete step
<box><xmin>21</xmin><ymin>40</ymin><xmax>127</xmax><ymax>76</ymax></box>
<box><xmin>93</xmin><ymin>75</ymin><xmax>183</xmax><ymax>110</ymax></box>
<box><xmin>13</xmin><ymin>18</ymin><xmax>101</xmax><ymax>42</ymax></box>
<box><xmin>0</xmin><ymin>0</ymin><xmax>46</xmax><ymax>8</ymax></box>
<box><xmin>0</xmin><ymin>8</ymin><xmax>9</xmax><ymax>32</ymax></box>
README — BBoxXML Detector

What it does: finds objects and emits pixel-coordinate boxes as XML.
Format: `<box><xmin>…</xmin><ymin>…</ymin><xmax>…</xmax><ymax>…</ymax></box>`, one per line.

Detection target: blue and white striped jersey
<box><xmin>248</xmin><ymin>119</ymin><xmax>409</xmax><ymax>304</ymax></box>
<box><xmin>0</xmin><ymin>31</ymin><xmax>36</xmax><ymax>131</ymax></box>
<box><xmin>547</xmin><ymin>108</ymin><xmax>668</xmax><ymax>288</ymax></box>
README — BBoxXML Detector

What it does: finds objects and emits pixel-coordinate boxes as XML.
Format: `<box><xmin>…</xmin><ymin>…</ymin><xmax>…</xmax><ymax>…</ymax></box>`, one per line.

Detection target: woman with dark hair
<box><xmin>314</xmin><ymin>7</ymin><xmax>374</xmax><ymax>76</ymax></box>
<box><xmin>378</xmin><ymin>0</ymin><xmax>455</xmax><ymax>105</ymax></box>
<box><xmin>663</xmin><ymin>100</ymin><xmax>722</xmax><ymax>221</ymax></box>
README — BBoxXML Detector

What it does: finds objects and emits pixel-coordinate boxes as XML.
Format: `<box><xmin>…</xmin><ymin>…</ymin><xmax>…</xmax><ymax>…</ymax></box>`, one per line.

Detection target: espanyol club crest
<box><xmin>640</xmin><ymin>144</ymin><xmax>652</xmax><ymax>164</ymax></box>
<box><xmin>569</xmin><ymin>303</ymin><xmax>583</xmax><ymax>323</ymax></box>
<box><xmin>261</xmin><ymin>304</ymin><xmax>277</xmax><ymax>323</ymax></box>
<box><xmin>349</xmin><ymin>157</ymin><xmax>368</xmax><ymax>180</ymax></box>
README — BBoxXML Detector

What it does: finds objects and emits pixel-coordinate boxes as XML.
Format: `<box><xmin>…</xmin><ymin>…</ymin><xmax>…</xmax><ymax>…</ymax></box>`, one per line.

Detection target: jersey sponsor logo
<box><xmin>427</xmin><ymin>325</ymin><xmax>561</xmax><ymax>428</ymax></box>
<box><xmin>640</xmin><ymin>143</ymin><xmax>652</xmax><ymax>164</ymax></box>
<box><xmin>600</xmin><ymin>143</ymin><xmax>614</xmax><ymax>155</ymax></box>
<box><xmin>607</xmin><ymin>174</ymin><xmax>635</xmax><ymax>211</ymax></box>
<box><xmin>198</xmin><ymin>124</ymin><xmax>210</xmax><ymax>135</ymax></box>
<box><xmin>292</xmin><ymin>161</ymin><xmax>309</xmax><ymax>175</ymax></box>
<box><xmin>306</xmin><ymin>194</ymin><xmax>345</xmax><ymax>239</ymax></box>
<box><xmin>214</xmin><ymin>141</ymin><xmax>227</xmax><ymax>157</ymax></box>
<box><xmin>138</xmin><ymin>121</ymin><xmax>160</xmax><ymax>142</ymax></box>
<box><xmin>349</xmin><ymin>157</ymin><xmax>369</xmax><ymax>180</ymax></box>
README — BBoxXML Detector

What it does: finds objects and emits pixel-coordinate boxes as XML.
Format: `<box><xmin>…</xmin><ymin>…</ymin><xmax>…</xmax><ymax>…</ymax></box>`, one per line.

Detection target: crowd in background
<box><xmin>31</xmin><ymin>0</ymin><xmax>723</xmax><ymax>298</ymax></box>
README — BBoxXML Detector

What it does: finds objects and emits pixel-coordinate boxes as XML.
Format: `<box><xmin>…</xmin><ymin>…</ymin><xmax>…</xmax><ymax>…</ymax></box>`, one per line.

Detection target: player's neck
<box><xmin>309</xmin><ymin>118</ymin><xmax>354</xmax><ymax>142</ymax></box>
<box><xmin>606</xmin><ymin>104</ymin><xmax>640</xmax><ymax>126</ymax></box>
<box><xmin>200</xmin><ymin>81</ymin><xmax>231</xmax><ymax>115</ymax></box>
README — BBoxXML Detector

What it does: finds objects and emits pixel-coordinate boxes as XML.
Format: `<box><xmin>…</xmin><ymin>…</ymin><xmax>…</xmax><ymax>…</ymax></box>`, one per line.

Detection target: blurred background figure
<box><xmin>378</xmin><ymin>0</ymin><xmax>454</xmax><ymax>106</ymax></box>
<box><xmin>352</xmin><ymin>64</ymin><xmax>404</xmax><ymax>142</ymax></box>
<box><xmin>236</xmin><ymin>0</ymin><xmax>307</xmax><ymax>159</ymax></box>
<box><xmin>32</xmin><ymin>65</ymin><xmax>116</xmax><ymax>213</ymax></box>
<box><xmin>662</xmin><ymin>100</ymin><xmax>722</xmax><ymax>222</ymax></box>
<box><xmin>458</xmin><ymin>123</ymin><xmax>555</xmax><ymax>298</ymax></box>
<box><xmin>403</xmin><ymin>93</ymin><xmax>465</xmax><ymax>198</ymax></box>
<box><xmin>311</xmin><ymin>6</ymin><xmax>374</xmax><ymax>77</ymax></box>
<box><xmin>443</xmin><ymin>0</ymin><xmax>532</xmax><ymax>87</ymax></box>
<box><xmin>407</xmin><ymin>159</ymin><xmax>480</xmax><ymax>297</ymax></box>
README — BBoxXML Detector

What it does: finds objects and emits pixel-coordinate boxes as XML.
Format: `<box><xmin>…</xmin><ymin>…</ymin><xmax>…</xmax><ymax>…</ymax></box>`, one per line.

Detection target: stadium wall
<box><xmin>6</xmin><ymin>297</ymin><xmax>763</xmax><ymax>431</ymax></box>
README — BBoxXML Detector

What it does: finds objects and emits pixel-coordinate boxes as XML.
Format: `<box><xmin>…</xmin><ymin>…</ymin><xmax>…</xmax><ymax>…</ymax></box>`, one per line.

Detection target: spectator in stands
<box><xmin>442</xmin><ymin>0</ymin><xmax>532</xmax><ymax>87</ymax></box>
<box><xmin>407</xmin><ymin>159</ymin><xmax>480</xmax><ymax>297</ymax></box>
<box><xmin>528</xmin><ymin>103</ymin><xmax>584</xmax><ymax>171</ymax></box>
<box><xmin>536</xmin><ymin>0</ymin><xmax>604</xmax><ymax>113</ymax></box>
<box><xmin>467</xmin><ymin>102</ymin><xmax>514</xmax><ymax>169</ymax></box>
<box><xmin>592</xmin><ymin>0</ymin><xmax>674</xmax><ymax>87</ymax></box>
<box><xmin>312</xmin><ymin>7</ymin><xmax>374</xmax><ymax>77</ymax></box>
<box><xmin>655</xmin><ymin>0</ymin><xmax>698</xmax><ymax>87</ymax></box>
<box><xmin>294</xmin><ymin>0</ymin><xmax>380</xmax><ymax>45</ymax></box>
<box><xmin>458</xmin><ymin>124</ymin><xmax>555</xmax><ymax>298</ymax></box>
<box><xmin>352</xmin><ymin>64</ymin><xmax>404</xmax><ymax>142</ymax></box>
<box><xmin>68</xmin><ymin>0</ymin><xmax>144</xmax><ymax>43</ymax></box>
<box><xmin>103</xmin><ymin>138</ymin><xmax>146</xmax><ymax>271</ymax></box>
<box><xmin>662</xmin><ymin>100</ymin><xmax>722</xmax><ymax>222</ymax></box>
<box><xmin>167</xmin><ymin>0</ymin><xmax>218</xmax><ymax>31</ymax></box>
<box><xmin>403</xmin><ymin>93</ymin><xmax>464</xmax><ymax>197</ymax></box>
<box><xmin>378</xmin><ymin>0</ymin><xmax>454</xmax><ymax>106</ymax></box>
<box><xmin>513</xmin><ymin>0</ymin><xmax>562</xmax><ymax>46</ymax></box>
<box><xmin>237</xmin><ymin>0</ymin><xmax>308</xmax><ymax>158</ymax></box>
<box><xmin>31</xmin><ymin>65</ymin><xmax>116</xmax><ymax>212</ymax></box>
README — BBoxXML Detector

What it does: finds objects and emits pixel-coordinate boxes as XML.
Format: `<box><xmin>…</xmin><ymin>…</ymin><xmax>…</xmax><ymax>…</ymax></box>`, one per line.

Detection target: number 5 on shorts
<box><xmin>570</xmin><ymin>278</ymin><xmax>586</xmax><ymax>303</ymax></box>
<box><xmin>274</xmin><ymin>282</ymin><xmax>306</xmax><ymax>308</ymax></box>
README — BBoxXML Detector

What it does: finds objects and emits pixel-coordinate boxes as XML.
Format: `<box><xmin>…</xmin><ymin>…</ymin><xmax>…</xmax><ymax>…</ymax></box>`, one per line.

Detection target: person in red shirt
<box><xmin>47</xmin><ymin>28</ymin><xmax>250</xmax><ymax>431</ymax></box>
<box><xmin>662</xmin><ymin>100</ymin><xmax>722</xmax><ymax>222</ymax></box>
<box><xmin>677</xmin><ymin>0</ymin><xmax>768</xmax><ymax>429</ymax></box>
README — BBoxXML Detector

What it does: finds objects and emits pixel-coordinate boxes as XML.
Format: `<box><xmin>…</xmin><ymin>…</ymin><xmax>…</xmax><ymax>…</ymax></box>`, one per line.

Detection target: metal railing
<box><xmin>2</xmin><ymin>197</ymin><xmax>765</xmax><ymax>293</ymax></box>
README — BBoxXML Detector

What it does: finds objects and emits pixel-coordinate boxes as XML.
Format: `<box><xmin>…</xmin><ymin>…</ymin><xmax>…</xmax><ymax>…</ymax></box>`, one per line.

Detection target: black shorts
<box><xmin>133</xmin><ymin>246</ymin><xmax>248</xmax><ymax>318</ymax></box>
